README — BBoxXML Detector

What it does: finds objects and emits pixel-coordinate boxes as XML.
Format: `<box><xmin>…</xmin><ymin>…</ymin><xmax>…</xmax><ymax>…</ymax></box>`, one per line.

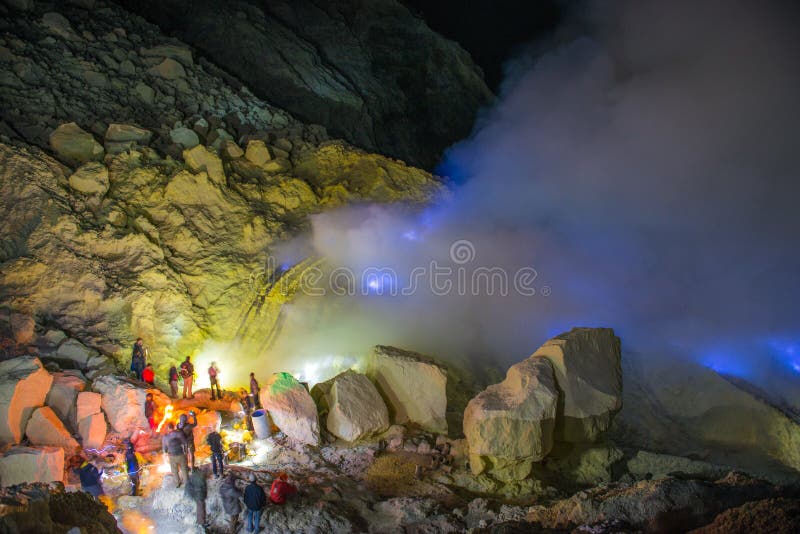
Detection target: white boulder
<box><xmin>323</xmin><ymin>370</ymin><xmax>389</xmax><ymax>442</ymax></box>
<box><xmin>45</xmin><ymin>370</ymin><xmax>87</xmax><ymax>431</ymax></box>
<box><xmin>78</xmin><ymin>413</ymin><xmax>107</xmax><ymax>450</ymax></box>
<box><xmin>0</xmin><ymin>356</ymin><xmax>53</xmax><ymax>446</ymax></box>
<box><xmin>92</xmin><ymin>375</ymin><xmax>148</xmax><ymax>434</ymax></box>
<box><xmin>0</xmin><ymin>446</ymin><xmax>64</xmax><ymax>486</ymax></box>
<box><xmin>463</xmin><ymin>356</ymin><xmax>559</xmax><ymax>481</ymax></box>
<box><xmin>259</xmin><ymin>372</ymin><xmax>320</xmax><ymax>446</ymax></box>
<box><xmin>367</xmin><ymin>346</ymin><xmax>448</xmax><ymax>434</ymax></box>
<box><xmin>76</xmin><ymin>391</ymin><xmax>102</xmax><ymax>422</ymax></box>
<box><xmin>26</xmin><ymin>406</ymin><xmax>79</xmax><ymax>450</ymax></box>
<box><xmin>532</xmin><ymin>327</ymin><xmax>622</xmax><ymax>443</ymax></box>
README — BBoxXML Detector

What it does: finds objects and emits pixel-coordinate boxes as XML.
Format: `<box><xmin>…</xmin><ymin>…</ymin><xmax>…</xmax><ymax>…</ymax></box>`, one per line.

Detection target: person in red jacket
<box><xmin>142</xmin><ymin>363</ymin><xmax>155</xmax><ymax>386</ymax></box>
<box><xmin>269</xmin><ymin>472</ymin><xmax>296</xmax><ymax>505</ymax></box>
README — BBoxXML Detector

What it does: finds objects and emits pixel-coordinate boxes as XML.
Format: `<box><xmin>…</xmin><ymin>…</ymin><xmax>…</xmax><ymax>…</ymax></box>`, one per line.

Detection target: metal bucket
<box><xmin>251</xmin><ymin>409</ymin><xmax>271</xmax><ymax>439</ymax></box>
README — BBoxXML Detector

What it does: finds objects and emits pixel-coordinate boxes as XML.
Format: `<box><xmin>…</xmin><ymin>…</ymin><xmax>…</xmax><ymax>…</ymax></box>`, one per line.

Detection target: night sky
<box><xmin>404</xmin><ymin>0</ymin><xmax>565</xmax><ymax>91</ymax></box>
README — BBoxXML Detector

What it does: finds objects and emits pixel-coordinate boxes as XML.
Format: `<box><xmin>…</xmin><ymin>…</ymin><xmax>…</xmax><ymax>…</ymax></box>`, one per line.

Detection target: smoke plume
<box><xmin>239</xmin><ymin>0</ymin><xmax>800</xmax><ymax>402</ymax></box>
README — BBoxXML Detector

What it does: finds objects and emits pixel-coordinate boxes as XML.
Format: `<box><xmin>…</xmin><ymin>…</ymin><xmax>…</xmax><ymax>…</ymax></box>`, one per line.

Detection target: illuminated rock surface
<box><xmin>321</xmin><ymin>370</ymin><xmax>390</xmax><ymax>442</ymax></box>
<box><xmin>368</xmin><ymin>345</ymin><xmax>448</xmax><ymax>434</ymax></box>
<box><xmin>77</xmin><ymin>412</ymin><xmax>107</xmax><ymax>450</ymax></box>
<box><xmin>44</xmin><ymin>370</ymin><xmax>87</xmax><ymax>432</ymax></box>
<box><xmin>260</xmin><ymin>372</ymin><xmax>320</xmax><ymax>446</ymax></box>
<box><xmin>463</xmin><ymin>356</ymin><xmax>558</xmax><ymax>481</ymax></box>
<box><xmin>91</xmin><ymin>375</ymin><xmax>149</xmax><ymax>434</ymax></box>
<box><xmin>532</xmin><ymin>327</ymin><xmax>622</xmax><ymax>443</ymax></box>
<box><xmin>25</xmin><ymin>406</ymin><xmax>79</xmax><ymax>450</ymax></box>
<box><xmin>0</xmin><ymin>356</ymin><xmax>53</xmax><ymax>446</ymax></box>
<box><xmin>75</xmin><ymin>391</ymin><xmax>102</xmax><ymax>423</ymax></box>
<box><xmin>0</xmin><ymin>447</ymin><xmax>64</xmax><ymax>486</ymax></box>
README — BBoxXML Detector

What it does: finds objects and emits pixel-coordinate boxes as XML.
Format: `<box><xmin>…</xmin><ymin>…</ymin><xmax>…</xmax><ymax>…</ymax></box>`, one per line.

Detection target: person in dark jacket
<box><xmin>220</xmin><ymin>473</ymin><xmax>243</xmax><ymax>531</ymax></box>
<box><xmin>74</xmin><ymin>458</ymin><xmax>104</xmax><ymax>499</ymax></box>
<box><xmin>185</xmin><ymin>465</ymin><xmax>208</xmax><ymax>526</ymax></box>
<box><xmin>206</xmin><ymin>430</ymin><xmax>225</xmax><ymax>477</ymax></box>
<box><xmin>249</xmin><ymin>372</ymin><xmax>261</xmax><ymax>409</ymax></box>
<box><xmin>131</xmin><ymin>338</ymin><xmax>146</xmax><ymax>381</ymax></box>
<box><xmin>239</xmin><ymin>388</ymin><xmax>254</xmax><ymax>432</ymax></box>
<box><xmin>124</xmin><ymin>441</ymin><xmax>143</xmax><ymax>496</ymax></box>
<box><xmin>168</xmin><ymin>365</ymin><xmax>179</xmax><ymax>398</ymax></box>
<box><xmin>243</xmin><ymin>472</ymin><xmax>267</xmax><ymax>533</ymax></box>
<box><xmin>177</xmin><ymin>411</ymin><xmax>198</xmax><ymax>470</ymax></box>
<box><xmin>162</xmin><ymin>422</ymin><xmax>188</xmax><ymax>487</ymax></box>
<box><xmin>144</xmin><ymin>392</ymin><xmax>156</xmax><ymax>433</ymax></box>
<box><xmin>180</xmin><ymin>356</ymin><xmax>194</xmax><ymax>399</ymax></box>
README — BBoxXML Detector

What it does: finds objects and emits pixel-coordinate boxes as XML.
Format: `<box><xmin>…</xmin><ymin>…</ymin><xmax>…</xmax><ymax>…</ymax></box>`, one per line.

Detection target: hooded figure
<box><xmin>185</xmin><ymin>466</ymin><xmax>208</xmax><ymax>526</ymax></box>
<box><xmin>131</xmin><ymin>339</ymin><xmax>146</xmax><ymax>380</ymax></box>
<box><xmin>220</xmin><ymin>473</ymin><xmax>243</xmax><ymax>530</ymax></box>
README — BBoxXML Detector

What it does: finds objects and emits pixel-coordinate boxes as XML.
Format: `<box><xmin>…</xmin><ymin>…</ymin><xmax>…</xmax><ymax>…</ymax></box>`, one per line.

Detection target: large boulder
<box><xmin>367</xmin><ymin>346</ymin><xmax>448</xmax><ymax>434</ymax></box>
<box><xmin>54</xmin><ymin>338</ymin><xmax>97</xmax><ymax>369</ymax></box>
<box><xmin>259</xmin><ymin>372</ymin><xmax>320</xmax><ymax>446</ymax></box>
<box><xmin>48</xmin><ymin>123</ymin><xmax>104</xmax><ymax>164</ymax></box>
<box><xmin>67</xmin><ymin>162</ymin><xmax>109</xmax><ymax>195</ymax></box>
<box><xmin>45</xmin><ymin>371</ymin><xmax>87</xmax><ymax>431</ymax></box>
<box><xmin>78</xmin><ymin>413</ymin><xmax>107</xmax><ymax>450</ymax></box>
<box><xmin>463</xmin><ymin>356</ymin><xmax>559</xmax><ymax>481</ymax></box>
<box><xmin>0</xmin><ymin>357</ymin><xmax>53</xmax><ymax>446</ymax></box>
<box><xmin>75</xmin><ymin>391</ymin><xmax>102</xmax><ymax>422</ymax></box>
<box><xmin>533</xmin><ymin>328</ymin><xmax>622</xmax><ymax>443</ymax></box>
<box><xmin>318</xmin><ymin>370</ymin><xmax>389</xmax><ymax>442</ymax></box>
<box><xmin>0</xmin><ymin>447</ymin><xmax>64</xmax><ymax>486</ymax></box>
<box><xmin>91</xmin><ymin>375</ymin><xmax>148</xmax><ymax>434</ymax></box>
<box><xmin>25</xmin><ymin>406</ymin><xmax>79</xmax><ymax>450</ymax></box>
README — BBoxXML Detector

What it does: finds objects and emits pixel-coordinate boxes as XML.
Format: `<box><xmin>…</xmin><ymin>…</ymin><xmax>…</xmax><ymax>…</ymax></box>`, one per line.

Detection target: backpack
<box><xmin>209</xmin><ymin>366</ymin><xmax>217</xmax><ymax>378</ymax></box>
<box><xmin>180</xmin><ymin>362</ymin><xmax>191</xmax><ymax>378</ymax></box>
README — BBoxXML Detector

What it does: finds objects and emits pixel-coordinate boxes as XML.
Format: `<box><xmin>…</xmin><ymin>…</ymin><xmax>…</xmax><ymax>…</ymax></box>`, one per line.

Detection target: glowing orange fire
<box><xmin>156</xmin><ymin>404</ymin><xmax>174</xmax><ymax>433</ymax></box>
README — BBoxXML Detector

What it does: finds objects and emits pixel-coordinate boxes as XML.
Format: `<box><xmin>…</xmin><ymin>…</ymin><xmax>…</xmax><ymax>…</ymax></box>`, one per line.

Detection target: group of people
<box><xmin>132</xmin><ymin>340</ymin><xmax>256</xmax><ymax>403</ymax></box>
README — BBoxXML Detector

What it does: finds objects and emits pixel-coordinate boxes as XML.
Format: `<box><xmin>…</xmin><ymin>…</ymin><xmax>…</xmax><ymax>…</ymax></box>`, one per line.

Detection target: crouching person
<box><xmin>269</xmin><ymin>472</ymin><xmax>297</xmax><ymax>505</ymax></box>
<box><xmin>75</xmin><ymin>457</ymin><xmax>104</xmax><ymax>500</ymax></box>
<box><xmin>244</xmin><ymin>472</ymin><xmax>267</xmax><ymax>533</ymax></box>
<box><xmin>186</xmin><ymin>465</ymin><xmax>209</xmax><ymax>527</ymax></box>
<box><xmin>220</xmin><ymin>473</ymin><xmax>243</xmax><ymax>532</ymax></box>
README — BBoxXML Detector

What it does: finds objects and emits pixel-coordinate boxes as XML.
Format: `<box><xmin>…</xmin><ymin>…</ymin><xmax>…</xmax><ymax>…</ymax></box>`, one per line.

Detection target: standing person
<box><xmin>249</xmin><ymin>372</ymin><xmax>261</xmax><ymax>409</ymax></box>
<box><xmin>142</xmin><ymin>362</ymin><xmax>155</xmax><ymax>386</ymax></box>
<box><xmin>208</xmin><ymin>361</ymin><xmax>221</xmax><ymax>401</ymax></box>
<box><xmin>75</xmin><ymin>457</ymin><xmax>104</xmax><ymax>499</ymax></box>
<box><xmin>185</xmin><ymin>465</ymin><xmax>209</xmax><ymax>527</ymax></box>
<box><xmin>180</xmin><ymin>356</ymin><xmax>194</xmax><ymax>399</ymax></box>
<box><xmin>243</xmin><ymin>473</ymin><xmax>267</xmax><ymax>533</ymax></box>
<box><xmin>220</xmin><ymin>473</ymin><xmax>243</xmax><ymax>532</ymax></box>
<box><xmin>239</xmin><ymin>388</ymin><xmax>254</xmax><ymax>432</ymax></box>
<box><xmin>206</xmin><ymin>429</ymin><xmax>225</xmax><ymax>478</ymax></box>
<box><xmin>124</xmin><ymin>441</ymin><xmax>144</xmax><ymax>496</ymax></box>
<box><xmin>144</xmin><ymin>393</ymin><xmax>156</xmax><ymax>433</ymax></box>
<box><xmin>162</xmin><ymin>422</ymin><xmax>189</xmax><ymax>487</ymax></box>
<box><xmin>269</xmin><ymin>472</ymin><xmax>297</xmax><ymax>505</ymax></box>
<box><xmin>131</xmin><ymin>338</ymin><xmax>146</xmax><ymax>381</ymax></box>
<box><xmin>168</xmin><ymin>364</ymin><xmax>179</xmax><ymax>399</ymax></box>
<box><xmin>178</xmin><ymin>411</ymin><xmax>198</xmax><ymax>470</ymax></box>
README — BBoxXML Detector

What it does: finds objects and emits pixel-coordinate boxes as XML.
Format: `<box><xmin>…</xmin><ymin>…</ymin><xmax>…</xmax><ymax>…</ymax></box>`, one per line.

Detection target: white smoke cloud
<box><xmin>239</xmin><ymin>0</ymin><xmax>800</xmax><ymax>402</ymax></box>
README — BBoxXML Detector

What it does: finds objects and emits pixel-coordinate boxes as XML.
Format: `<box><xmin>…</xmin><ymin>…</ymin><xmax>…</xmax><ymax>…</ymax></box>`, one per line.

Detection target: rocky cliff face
<box><xmin>114</xmin><ymin>0</ymin><xmax>494</xmax><ymax>169</ymax></box>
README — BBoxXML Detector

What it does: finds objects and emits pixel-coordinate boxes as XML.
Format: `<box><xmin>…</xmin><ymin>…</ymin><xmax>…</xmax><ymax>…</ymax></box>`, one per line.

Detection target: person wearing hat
<box><xmin>243</xmin><ymin>472</ymin><xmax>267</xmax><ymax>533</ymax></box>
<box><xmin>269</xmin><ymin>472</ymin><xmax>297</xmax><ymax>505</ymax></box>
<box><xmin>74</xmin><ymin>456</ymin><xmax>104</xmax><ymax>499</ymax></box>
